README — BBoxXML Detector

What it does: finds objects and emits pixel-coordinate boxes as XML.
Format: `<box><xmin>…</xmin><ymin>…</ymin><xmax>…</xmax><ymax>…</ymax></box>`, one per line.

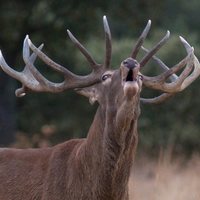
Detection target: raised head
<box><xmin>0</xmin><ymin>16</ymin><xmax>199</xmax><ymax>109</ymax></box>
<box><xmin>0</xmin><ymin>16</ymin><xmax>200</xmax><ymax>200</ymax></box>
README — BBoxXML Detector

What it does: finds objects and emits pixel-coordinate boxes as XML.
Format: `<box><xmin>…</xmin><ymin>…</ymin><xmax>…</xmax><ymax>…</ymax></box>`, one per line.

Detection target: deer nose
<box><xmin>122</xmin><ymin>58</ymin><xmax>139</xmax><ymax>69</ymax></box>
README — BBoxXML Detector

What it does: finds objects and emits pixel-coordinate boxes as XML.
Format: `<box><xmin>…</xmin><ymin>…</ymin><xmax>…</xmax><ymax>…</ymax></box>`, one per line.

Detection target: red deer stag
<box><xmin>0</xmin><ymin>16</ymin><xmax>199</xmax><ymax>200</ymax></box>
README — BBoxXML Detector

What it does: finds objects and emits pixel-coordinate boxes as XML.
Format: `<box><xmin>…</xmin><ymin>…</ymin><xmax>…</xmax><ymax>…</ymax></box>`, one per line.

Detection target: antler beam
<box><xmin>140</xmin><ymin>37</ymin><xmax>200</xmax><ymax>104</ymax></box>
<box><xmin>0</xmin><ymin>16</ymin><xmax>114</xmax><ymax>97</ymax></box>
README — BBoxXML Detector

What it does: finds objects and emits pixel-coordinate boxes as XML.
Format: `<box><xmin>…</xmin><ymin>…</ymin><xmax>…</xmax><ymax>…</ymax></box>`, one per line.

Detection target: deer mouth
<box><xmin>122</xmin><ymin>67</ymin><xmax>139</xmax><ymax>83</ymax></box>
<box><xmin>126</xmin><ymin>69</ymin><xmax>135</xmax><ymax>82</ymax></box>
<box><xmin>121</xmin><ymin>59</ymin><xmax>140</xmax><ymax>83</ymax></box>
<box><xmin>122</xmin><ymin>68</ymin><xmax>140</xmax><ymax>97</ymax></box>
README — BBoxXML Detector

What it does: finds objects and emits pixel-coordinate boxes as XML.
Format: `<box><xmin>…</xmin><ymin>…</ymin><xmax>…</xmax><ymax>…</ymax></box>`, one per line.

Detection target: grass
<box><xmin>129</xmin><ymin>151</ymin><xmax>200</xmax><ymax>200</ymax></box>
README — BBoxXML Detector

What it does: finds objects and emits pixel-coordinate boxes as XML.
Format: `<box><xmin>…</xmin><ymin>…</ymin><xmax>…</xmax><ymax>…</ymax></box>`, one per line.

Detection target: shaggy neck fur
<box><xmin>83</xmin><ymin>95</ymin><xmax>140</xmax><ymax>200</ymax></box>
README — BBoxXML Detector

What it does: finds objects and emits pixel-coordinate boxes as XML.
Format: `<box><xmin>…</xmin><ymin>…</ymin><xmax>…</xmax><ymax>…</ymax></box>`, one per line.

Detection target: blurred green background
<box><xmin>0</xmin><ymin>0</ymin><xmax>199</xmax><ymax>154</ymax></box>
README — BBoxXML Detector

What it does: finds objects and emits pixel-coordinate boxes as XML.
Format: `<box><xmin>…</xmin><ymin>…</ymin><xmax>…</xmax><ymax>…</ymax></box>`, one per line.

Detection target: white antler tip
<box><xmin>67</xmin><ymin>29</ymin><xmax>79</xmax><ymax>44</ymax></box>
<box><xmin>166</xmin><ymin>30</ymin><xmax>170</xmax><ymax>36</ymax></box>
<box><xmin>0</xmin><ymin>50</ymin><xmax>5</xmax><ymax>64</ymax></box>
<box><xmin>67</xmin><ymin>29</ymin><xmax>72</xmax><ymax>36</ymax></box>
<box><xmin>19</xmin><ymin>92</ymin><xmax>26</xmax><ymax>97</ymax></box>
<box><xmin>179</xmin><ymin>36</ymin><xmax>192</xmax><ymax>54</ymax></box>
<box><xmin>15</xmin><ymin>87</ymin><xmax>27</xmax><ymax>97</ymax></box>
<box><xmin>67</xmin><ymin>29</ymin><xmax>74</xmax><ymax>39</ymax></box>
<box><xmin>27</xmin><ymin>38</ymin><xmax>33</xmax><ymax>47</ymax></box>
<box><xmin>27</xmin><ymin>38</ymin><xmax>31</xmax><ymax>44</ymax></box>
<box><xmin>103</xmin><ymin>16</ymin><xmax>109</xmax><ymax>27</ymax></box>
<box><xmin>179</xmin><ymin>36</ymin><xmax>185</xmax><ymax>42</ymax></box>
<box><xmin>103</xmin><ymin>15</ymin><xmax>110</xmax><ymax>35</ymax></box>
<box><xmin>179</xmin><ymin>36</ymin><xmax>190</xmax><ymax>45</ymax></box>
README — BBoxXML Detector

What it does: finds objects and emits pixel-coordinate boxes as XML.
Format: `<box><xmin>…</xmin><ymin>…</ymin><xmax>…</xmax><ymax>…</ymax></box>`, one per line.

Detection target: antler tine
<box><xmin>140</xmin><ymin>31</ymin><xmax>170</xmax><ymax>68</ymax></box>
<box><xmin>28</xmin><ymin>37</ymin><xmax>75</xmax><ymax>78</ymax></box>
<box><xmin>27</xmin><ymin>36</ymin><xmax>104</xmax><ymax>90</ymax></box>
<box><xmin>23</xmin><ymin>35</ymin><xmax>38</xmax><ymax>64</ymax></box>
<box><xmin>0</xmin><ymin>37</ymin><xmax>44</xmax><ymax>97</ymax></box>
<box><xmin>131</xmin><ymin>20</ymin><xmax>151</xmax><ymax>59</ymax></box>
<box><xmin>141</xmin><ymin>37</ymin><xmax>200</xmax><ymax>104</ymax></box>
<box><xmin>0</xmin><ymin>50</ymin><xmax>27</xmax><ymax>98</ymax></box>
<box><xmin>19</xmin><ymin>40</ymin><xmax>46</xmax><ymax>97</ymax></box>
<box><xmin>177</xmin><ymin>36</ymin><xmax>200</xmax><ymax>88</ymax></box>
<box><xmin>15</xmin><ymin>86</ymin><xmax>27</xmax><ymax>97</ymax></box>
<box><xmin>23</xmin><ymin>36</ymin><xmax>59</xmax><ymax>89</ymax></box>
<box><xmin>67</xmin><ymin>30</ymin><xmax>98</xmax><ymax>69</ymax></box>
<box><xmin>141</xmin><ymin>46</ymin><xmax>178</xmax><ymax>82</ymax></box>
<box><xmin>0</xmin><ymin>50</ymin><xmax>22</xmax><ymax>80</ymax></box>
<box><xmin>1</xmin><ymin>33</ymin><xmax>106</xmax><ymax>97</ymax></box>
<box><xmin>179</xmin><ymin>36</ymin><xmax>193</xmax><ymax>53</ymax></box>
<box><xmin>140</xmin><ymin>93</ymin><xmax>174</xmax><ymax>104</ymax></box>
<box><xmin>0</xmin><ymin>36</ymin><xmax>43</xmax><ymax>79</ymax></box>
<box><xmin>142</xmin><ymin>50</ymin><xmax>193</xmax><ymax>92</ymax></box>
<box><xmin>103</xmin><ymin>15</ymin><xmax>112</xmax><ymax>68</ymax></box>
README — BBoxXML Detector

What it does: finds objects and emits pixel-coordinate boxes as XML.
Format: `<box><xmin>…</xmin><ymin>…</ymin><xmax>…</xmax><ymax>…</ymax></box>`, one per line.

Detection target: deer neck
<box><xmin>85</xmin><ymin>96</ymin><xmax>140</xmax><ymax>199</ymax></box>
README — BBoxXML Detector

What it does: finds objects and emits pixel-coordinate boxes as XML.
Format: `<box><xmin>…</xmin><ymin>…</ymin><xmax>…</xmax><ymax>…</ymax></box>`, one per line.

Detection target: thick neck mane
<box><xmin>83</xmin><ymin>100</ymin><xmax>140</xmax><ymax>199</ymax></box>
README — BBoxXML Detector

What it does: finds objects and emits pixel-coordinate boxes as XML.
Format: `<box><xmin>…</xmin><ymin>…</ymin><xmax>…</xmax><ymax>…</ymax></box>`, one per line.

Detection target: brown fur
<box><xmin>0</xmin><ymin>16</ymin><xmax>198</xmax><ymax>199</ymax></box>
<box><xmin>0</xmin><ymin>65</ymin><xmax>141</xmax><ymax>200</ymax></box>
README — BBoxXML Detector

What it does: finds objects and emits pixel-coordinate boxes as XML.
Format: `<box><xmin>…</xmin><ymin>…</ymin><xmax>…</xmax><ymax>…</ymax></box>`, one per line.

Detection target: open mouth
<box><xmin>120</xmin><ymin>58</ymin><xmax>140</xmax><ymax>97</ymax></box>
<box><xmin>123</xmin><ymin>69</ymin><xmax>138</xmax><ymax>83</ymax></box>
<box><xmin>122</xmin><ymin>67</ymin><xmax>140</xmax><ymax>98</ymax></box>
<box><xmin>126</xmin><ymin>69</ymin><xmax>134</xmax><ymax>82</ymax></box>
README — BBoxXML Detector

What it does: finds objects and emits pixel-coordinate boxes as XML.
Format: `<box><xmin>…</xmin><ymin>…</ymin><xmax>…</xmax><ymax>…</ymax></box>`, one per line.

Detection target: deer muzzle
<box><xmin>121</xmin><ymin>58</ymin><xmax>140</xmax><ymax>98</ymax></box>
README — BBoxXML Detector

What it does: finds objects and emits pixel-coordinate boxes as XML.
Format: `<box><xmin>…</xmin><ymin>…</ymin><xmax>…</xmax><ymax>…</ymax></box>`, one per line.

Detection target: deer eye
<box><xmin>102</xmin><ymin>74</ymin><xmax>112</xmax><ymax>81</ymax></box>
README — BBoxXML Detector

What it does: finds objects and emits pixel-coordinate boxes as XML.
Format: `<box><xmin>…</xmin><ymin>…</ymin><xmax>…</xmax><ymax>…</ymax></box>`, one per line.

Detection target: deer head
<box><xmin>0</xmin><ymin>17</ymin><xmax>198</xmax><ymax>103</ymax></box>
<box><xmin>0</xmin><ymin>16</ymin><xmax>199</xmax><ymax>200</ymax></box>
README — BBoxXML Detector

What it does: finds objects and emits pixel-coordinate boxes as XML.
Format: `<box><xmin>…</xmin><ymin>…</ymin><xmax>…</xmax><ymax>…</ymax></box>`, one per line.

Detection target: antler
<box><xmin>130</xmin><ymin>20</ymin><xmax>200</xmax><ymax>104</ymax></box>
<box><xmin>140</xmin><ymin>37</ymin><xmax>200</xmax><ymax>104</ymax></box>
<box><xmin>131</xmin><ymin>20</ymin><xmax>170</xmax><ymax>68</ymax></box>
<box><xmin>0</xmin><ymin>16</ymin><xmax>112</xmax><ymax>97</ymax></box>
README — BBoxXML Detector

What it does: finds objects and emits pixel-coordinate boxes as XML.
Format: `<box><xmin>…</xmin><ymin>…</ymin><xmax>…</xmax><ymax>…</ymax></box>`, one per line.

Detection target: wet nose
<box><xmin>123</xmin><ymin>58</ymin><xmax>139</xmax><ymax>69</ymax></box>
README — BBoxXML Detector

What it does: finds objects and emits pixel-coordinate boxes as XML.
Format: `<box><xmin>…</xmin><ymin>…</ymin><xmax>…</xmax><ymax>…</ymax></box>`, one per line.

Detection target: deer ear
<box><xmin>75</xmin><ymin>87</ymin><xmax>99</xmax><ymax>105</ymax></box>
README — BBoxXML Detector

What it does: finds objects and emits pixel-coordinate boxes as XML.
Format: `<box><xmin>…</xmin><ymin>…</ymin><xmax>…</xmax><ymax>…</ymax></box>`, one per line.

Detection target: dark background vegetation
<box><xmin>0</xmin><ymin>0</ymin><xmax>199</xmax><ymax>154</ymax></box>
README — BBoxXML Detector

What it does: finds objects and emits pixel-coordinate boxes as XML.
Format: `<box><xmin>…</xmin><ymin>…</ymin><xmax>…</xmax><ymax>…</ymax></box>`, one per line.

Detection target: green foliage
<box><xmin>0</xmin><ymin>0</ymin><xmax>200</xmax><ymax>153</ymax></box>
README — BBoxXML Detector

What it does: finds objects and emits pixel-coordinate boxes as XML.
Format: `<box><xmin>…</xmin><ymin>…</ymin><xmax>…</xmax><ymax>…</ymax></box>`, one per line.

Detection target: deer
<box><xmin>0</xmin><ymin>16</ymin><xmax>199</xmax><ymax>200</ymax></box>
